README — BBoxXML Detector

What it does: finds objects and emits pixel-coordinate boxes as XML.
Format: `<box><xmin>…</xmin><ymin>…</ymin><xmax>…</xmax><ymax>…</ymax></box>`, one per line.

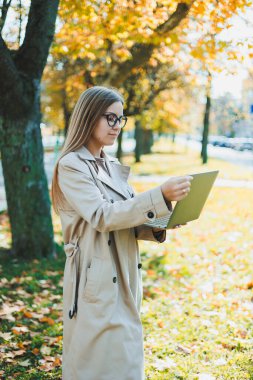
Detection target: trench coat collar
<box><xmin>76</xmin><ymin>145</ymin><xmax>131</xmax><ymax>199</ymax></box>
<box><xmin>76</xmin><ymin>145</ymin><xmax>118</xmax><ymax>163</ymax></box>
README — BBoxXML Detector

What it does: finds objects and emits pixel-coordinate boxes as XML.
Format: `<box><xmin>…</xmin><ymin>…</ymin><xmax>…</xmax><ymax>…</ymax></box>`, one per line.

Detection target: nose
<box><xmin>112</xmin><ymin>122</ymin><xmax>121</xmax><ymax>131</ymax></box>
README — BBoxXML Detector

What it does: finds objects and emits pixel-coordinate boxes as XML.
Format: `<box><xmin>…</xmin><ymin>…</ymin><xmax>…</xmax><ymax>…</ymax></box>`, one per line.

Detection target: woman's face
<box><xmin>91</xmin><ymin>101</ymin><xmax>124</xmax><ymax>148</ymax></box>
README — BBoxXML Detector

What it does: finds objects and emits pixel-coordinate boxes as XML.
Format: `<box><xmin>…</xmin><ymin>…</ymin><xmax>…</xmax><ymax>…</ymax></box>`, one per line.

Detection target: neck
<box><xmin>85</xmin><ymin>141</ymin><xmax>103</xmax><ymax>158</ymax></box>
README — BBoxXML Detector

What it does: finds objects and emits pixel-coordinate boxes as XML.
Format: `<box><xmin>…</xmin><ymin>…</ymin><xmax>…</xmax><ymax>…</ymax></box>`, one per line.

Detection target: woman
<box><xmin>51</xmin><ymin>86</ymin><xmax>192</xmax><ymax>380</ymax></box>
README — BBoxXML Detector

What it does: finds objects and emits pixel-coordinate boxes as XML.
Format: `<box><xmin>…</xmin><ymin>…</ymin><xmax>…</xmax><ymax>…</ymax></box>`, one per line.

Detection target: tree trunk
<box><xmin>0</xmin><ymin>87</ymin><xmax>54</xmax><ymax>258</ymax></box>
<box><xmin>0</xmin><ymin>0</ymin><xmax>59</xmax><ymax>258</ymax></box>
<box><xmin>116</xmin><ymin>130</ymin><xmax>123</xmax><ymax>161</ymax></box>
<box><xmin>134</xmin><ymin>119</ymin><xmax>142</xmax><ymax>163</ymax></box>
<box><xmin>62</xmin><ymin>87</ymin><xmax>71</xmax><ymax>136</ymax></box>
<box><xmin>201</xmin><ymin>72</ymin><xmax>212</xmax><ymax>164</ymax></box>
<box><xmin>142</xmin><ymin>129</ymin><xmax>154</xmax><ymax>154</ymax></box>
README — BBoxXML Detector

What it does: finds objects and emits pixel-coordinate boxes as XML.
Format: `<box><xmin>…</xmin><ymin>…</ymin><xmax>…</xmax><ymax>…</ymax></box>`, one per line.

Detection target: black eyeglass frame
<box><xmin>102</xmin><ymin>112</ymin><xmax>128</xmax><ymax>129</ymax></box>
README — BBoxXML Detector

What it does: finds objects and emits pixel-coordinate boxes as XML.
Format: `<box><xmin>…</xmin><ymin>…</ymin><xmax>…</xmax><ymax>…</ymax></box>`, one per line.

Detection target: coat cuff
<box><xmin>152</xmin><ymin>229</ymin><xmax>166</xmax><ymax>243</ymax></box>
<box><xmin>134</xmin><ymin>225</ymin><xmax>167</xmax><ymax>242</ymax></box>
<box><xmin>135</xmin><ymin>186</ymin><xmax>172</xmax><ymax>223</ymax></box>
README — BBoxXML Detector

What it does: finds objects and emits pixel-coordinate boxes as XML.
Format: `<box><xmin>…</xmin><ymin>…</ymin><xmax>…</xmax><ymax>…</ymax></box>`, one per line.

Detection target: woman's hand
<box><xmin>172</xmin><ymin>223</ymin><xmax>187</xmax><ymax>229</ymax></box>
<box><xmin>161</xmin><ymin>175</ymin><xmax>193</xmax><ymax>202</ymax></box>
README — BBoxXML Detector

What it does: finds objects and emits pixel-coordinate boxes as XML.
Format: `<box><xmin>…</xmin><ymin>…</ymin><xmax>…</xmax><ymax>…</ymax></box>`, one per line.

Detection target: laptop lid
<box><xmin>166</xmin><ymin>170</ymin><xmax>219</xmax><ymax>229</ymax></box>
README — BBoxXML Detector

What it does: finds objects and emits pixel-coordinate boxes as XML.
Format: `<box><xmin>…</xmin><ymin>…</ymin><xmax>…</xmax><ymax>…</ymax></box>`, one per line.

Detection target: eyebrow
<box><xmin>104</xmin><ymin>112</ymin><xmax>124</xmax><ymax>117</ymax></box>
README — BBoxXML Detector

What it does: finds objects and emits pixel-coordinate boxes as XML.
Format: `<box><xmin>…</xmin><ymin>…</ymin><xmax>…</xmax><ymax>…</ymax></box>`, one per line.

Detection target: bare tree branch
<box><xmin>18</xmin><ymin>0</ymin><xmax>22</xmax><ymax>46</ymax></box>
<box><xmin>0</xmin><ymin>0</ymin><xmax>12</xmax><ymax>32</ymax></box>
<box><xmin>156</xmin><ymin>2</ymin><xmax>191</xmax><ymax>35</ymax></box>
<box><xmin>0</xmin><ymin>0</ymin><xmax>59</xmax><ymax>116</ymax></box>
<box><xmin>0</xmin><ymin>34</ymin><xmax>29</xmax><ymax>115</ymax></box>
<box><xmin>102</xmin><ymin>2</ymin><xmax>194</xmax><ymax>86</ymax></box>
<box><xmin>124</xmin><ymin>61</ymin><xmax>182</xmax><ymax>117</ymax></box>
<box><xmin>15</xmin><ymin>0</ymin><xmax>59</xmax><ymax>79</ymax></box>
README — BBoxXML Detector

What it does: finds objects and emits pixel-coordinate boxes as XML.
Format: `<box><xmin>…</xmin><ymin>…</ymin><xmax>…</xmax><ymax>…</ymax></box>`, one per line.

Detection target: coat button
<box><xmin>108</xmin><ymin>239</ymin><xmax>111</xmax><ymax>246</ymax></box>
<box><xmin>147</xmin><ymin>211</ymin><xmax>154</xmax><ymax>218</ymax></box>
<box><xmin>138</xmin><ymin>263</ymin><xmax>142</xmax><ymax>269</ymax></box>
<box><xmin>110</xmin><ymin>199</ymin><xmax>114</xmax><ymax>203</ymax></box>
<box><xmin>113</xmin><ymin>276</ymin><xmax>117</xmax><ymax>283</ymax></box>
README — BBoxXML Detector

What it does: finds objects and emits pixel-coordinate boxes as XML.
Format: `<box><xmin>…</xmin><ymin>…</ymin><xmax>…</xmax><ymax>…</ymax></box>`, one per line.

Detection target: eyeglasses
<box><xmin>102</xmin><ymin>112</ymin><xmax>128</xmax><ymax>129</ymax></box>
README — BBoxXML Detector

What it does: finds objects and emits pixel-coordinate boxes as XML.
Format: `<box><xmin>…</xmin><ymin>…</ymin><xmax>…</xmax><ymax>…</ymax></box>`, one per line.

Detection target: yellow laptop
<box><xmin>145</xmin><ymin>170</ymin><xmax>219</xmax><ymax>229</ymax></box>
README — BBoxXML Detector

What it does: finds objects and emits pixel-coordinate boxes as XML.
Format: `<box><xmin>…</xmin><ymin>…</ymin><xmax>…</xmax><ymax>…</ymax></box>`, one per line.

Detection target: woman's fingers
<box><xmin>173</xmin><ymin>181</ymin><xmax>192</xmax><ymax>197</ymax></box>
<box><xmin>177</xmin><ymin>180</ymin><xmax>192</xmax><ymax>190</ymax></box>
<box><xmin>161</xmin><ymin>175</ymin><xmax>193</xmax><ymax>201</ymax></box>
<box><xmin>173</xmin><ymin>223</ymin><xmax>187</xmax><ymax>229</ymax></box>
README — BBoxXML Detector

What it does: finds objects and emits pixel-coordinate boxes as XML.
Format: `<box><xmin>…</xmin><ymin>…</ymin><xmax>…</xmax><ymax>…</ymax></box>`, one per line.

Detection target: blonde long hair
<box><xmin>51</xmin><ymin>86</ymin><xmax>124</xmax><ymax>215</ymax></box>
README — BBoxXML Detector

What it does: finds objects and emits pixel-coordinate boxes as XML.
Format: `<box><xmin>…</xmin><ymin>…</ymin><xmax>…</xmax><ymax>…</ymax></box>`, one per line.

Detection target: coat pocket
<box><xmin>83</xmin><ymin>256</ymin><xmax>103</xmax><ymax>303</ymax></box>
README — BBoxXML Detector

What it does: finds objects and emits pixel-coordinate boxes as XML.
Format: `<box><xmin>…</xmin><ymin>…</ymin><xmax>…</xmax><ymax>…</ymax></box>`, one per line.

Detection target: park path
<box><xmin>0</xmin><ymin>141</ymin><xmax>253</xmax><ymax>211</ymax></box>
<box><xmin>130</xmin><ymin>175</ymin><xmax>253</xmax><ymax>189</ymax></box>
<box><xmin>0</xmin><ymin>161</ymin><xmax>253</xmax><ymax>212</ymax></box>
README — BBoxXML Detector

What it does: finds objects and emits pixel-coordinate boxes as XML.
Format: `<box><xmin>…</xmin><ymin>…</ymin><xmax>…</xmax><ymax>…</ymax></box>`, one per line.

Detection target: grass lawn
<box><xmin>0</xmin><ymin>141</ymin><xmax>252</xmax><ymax>379</ymax></box>
<box><xmin>123</xmin><ymin>137</ymin><xmax>253</xmax><ymax>181</ymax></box>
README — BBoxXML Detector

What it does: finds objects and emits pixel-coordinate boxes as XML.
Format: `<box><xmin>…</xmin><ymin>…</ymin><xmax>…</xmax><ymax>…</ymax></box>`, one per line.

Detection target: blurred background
<box><xmin>0</xmin><ymin>1</ymin><xmax>253</xmax><ymax>212</ymax></box>
<box><xmin>0</xmin><ymin>1</ymin><xmax>253</xmax><ymax>379</ymax></box>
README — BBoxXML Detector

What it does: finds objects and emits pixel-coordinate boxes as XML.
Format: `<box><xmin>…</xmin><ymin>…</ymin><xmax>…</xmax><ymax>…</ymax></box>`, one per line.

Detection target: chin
<box><xmin>105</xmin><ymin>139</ymin><xmax>117</xmax><ymax>146</ymax></box>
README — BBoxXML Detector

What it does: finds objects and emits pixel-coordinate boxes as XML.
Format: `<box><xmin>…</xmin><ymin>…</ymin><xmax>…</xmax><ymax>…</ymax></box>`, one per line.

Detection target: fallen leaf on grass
<box><xmin>221</xmin><ymin>342</ymin><xmax>236</xmax><ymax>350</ymax></box>
<box><xmin>13</xmin><ymin>349</ymin><xmax>26</xmax><ymax>357</ymax></box>
<box><xmin>39</xmin><ymin>316</ymin><xmax>55</xmax><ymax>325</ymax></box>
<box><xmin>38</xmin><ymin>356</ymin><xmax>62</xmax><ymax>371</ymax></box>
<box><xmin>235</xmin><ymin>329</ymin><xmax>247</xmax><ymax>339</ymax></box>
<box><xmin>38</xmin><ymin>363</ymin><xmax>56</xmax><ymax>372</ymax></box>
<box><xmin>4</xmin><ymin>352</ymin><xmax>15</xmax><ymax>359</ymax></box>
<box><xmin>16</xmin><ymin>340</ymin><xmax>30</xmax><ymax>348</ymax></box>
<box><xmin>19</xmin><ymin>359</ymin><xmax>31</xmax><ymax>367</ymax></box>
<box><xmin>175</xmin><ymin>344</ymin><xmax>192</xmax><ymax>355</ymax></box>
<box><xmin>153</xmin><ymin>357</ymin><xmax>177</xmax><ymax>370</ymax></box>
<box><xmin>0</xmin><ymin>304</ymin><xmax>20</xmax><ymax>321</ymax></box>
<box><xmin>246</xmin><ymin>281</ymin><xmax>253</xmax><ymax>289</ymax></box>
<box><xmin>213</xmin><ymin>358</ymin><xmax>227</xmax><ymax>366</ymax></box>
<box><xmin>40</xmin><ymin>345</ymin><xmax>51</xmax><ymax>355</ymax></box>
<box><xmin>198</xmin><ymin>374</ymin><xmax>216</xmax><ymax>380</ymax></box>
<box><xmin>45</xmin><ymin>271</ymin><xmax>60</xmax><ymax>276</ymax></box>
<box><xmin>11</xmin><ymin>326</ymin><xmax>29</xmax><ymax>334</ymax></box>
<box><xmin>53</xmin><ymin>357</ymin><xmax>61</xmax><ymax>366</ymax></box>
<box><xmin>23</xmin><ymin>310</ymin><xmax>34</xmax><ymax>318</ymax></box>
<box><xmin>0</xmin><ymin>332</ymin><xmax>12</xmax><ymax>341</ymax></box>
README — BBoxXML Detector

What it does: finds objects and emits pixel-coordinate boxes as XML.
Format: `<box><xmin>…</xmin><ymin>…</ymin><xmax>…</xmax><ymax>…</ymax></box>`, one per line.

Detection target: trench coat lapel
<box><xmin>76</xmin><ymin>145</ymin><xmax>131</xmax><ymax>199</ymax></box>
<box><xmin>104</xmin><ymin>157</ymin><xmax>131</xmax><ymax>199</ymax></box>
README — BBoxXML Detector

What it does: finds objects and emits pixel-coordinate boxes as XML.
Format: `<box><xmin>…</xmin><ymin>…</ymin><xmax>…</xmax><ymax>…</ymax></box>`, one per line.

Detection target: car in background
<box><xmin>229</xmin><ymin>137</ymin><xmax>253</xmax><ymax>151</ymax></box>
<box><xmin>208</xmin><ymin>136</ymin><xmax>253</xmax><ymax>151</ymax></box>
<box><xmin>208</xmin><ymin>136</ymin><xmax>232</xmax><ymax>148</ymax></box>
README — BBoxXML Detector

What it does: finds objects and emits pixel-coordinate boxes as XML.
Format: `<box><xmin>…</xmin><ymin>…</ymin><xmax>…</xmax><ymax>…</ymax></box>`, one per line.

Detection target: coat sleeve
<box><xmin>134</xmin><ymin>225</ymin><xmax>167</xmax><ymax>243</ymax></box>
<box><xmin>58</xmin><ymin>159</ymin><xmax>172</xmax><ymax>233</ymax></box>
<box><xmin>131</xmin><ymin>187</ymin><xmax>173</xmax><ymax>243</ymax></box>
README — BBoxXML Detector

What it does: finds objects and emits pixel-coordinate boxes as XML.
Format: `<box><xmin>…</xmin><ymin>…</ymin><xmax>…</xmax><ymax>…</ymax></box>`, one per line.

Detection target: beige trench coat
<box><xmin>57</xmin><ymin>146</ymin><xmax>172</xmax><ymax>380</ymax></box>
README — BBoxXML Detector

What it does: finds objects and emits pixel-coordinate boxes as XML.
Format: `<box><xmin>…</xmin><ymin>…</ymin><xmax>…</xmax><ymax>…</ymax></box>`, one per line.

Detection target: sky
<box><xmin>211</xmin><ymin>11</ymin><xmax>253</xmax><ymax>99</ymax></box>
<box><xmin>3</xmin><ymin>2</ymin><xmax>253</xmax><ymax>100</ymax></box>
<box><xmin>212</xmin><ymin>71</ymin><xmax>248</xmax><ymax>99</ymax></box>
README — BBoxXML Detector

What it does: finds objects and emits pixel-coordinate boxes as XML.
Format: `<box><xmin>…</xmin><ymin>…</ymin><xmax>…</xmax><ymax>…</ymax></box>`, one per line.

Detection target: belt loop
<box><xmin>69</xmin><ymin>236</ymin><xmax>80</xmax><ymax>319</ymax></box>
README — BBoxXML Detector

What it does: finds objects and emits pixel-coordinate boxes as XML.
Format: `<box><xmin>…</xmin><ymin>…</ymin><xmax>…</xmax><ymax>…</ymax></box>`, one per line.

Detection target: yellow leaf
<box><xmin>53</xmin><ymin>357</ymin><xmax>61</xmax><ymax>367</ymax></box>
<box><xmin>39</xmin><ymin>317</ymin><xmax>55</xmax><ymax>325</ymax></box>
<box><xmin>23</xmin><ymin>311</ymin><xmax>33</xmax><ymax>318</ymax></box>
